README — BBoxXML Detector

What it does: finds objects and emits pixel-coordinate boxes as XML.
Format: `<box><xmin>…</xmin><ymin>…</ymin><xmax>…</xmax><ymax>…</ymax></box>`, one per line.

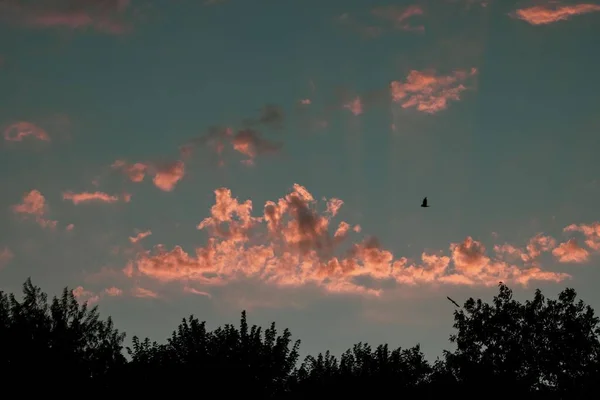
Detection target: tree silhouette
<box><xmin>0</xmin><ymin>278</ymin><xmax>125</xmax><ymax>393</ymax></box>
<box><xmin>126</xmin><ymin>310</ymin><xmax>300</xmax><ymax>396</ymax></box>
<box><xmin>3</xmin><ymin>278</ymin><xmax>600</xmax><ymax>397</ymax></box>
<box><xmin>441</xmin><ymin>282</ymin><xmax>600</xmax><ymax>397</ymax></box>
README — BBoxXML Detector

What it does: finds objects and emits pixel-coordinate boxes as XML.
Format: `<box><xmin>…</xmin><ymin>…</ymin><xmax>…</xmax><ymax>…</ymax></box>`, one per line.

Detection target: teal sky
<box><xmin>1</xmin><ymin>0</ymin><xmax>600</xmax><ymax>360</ymax></box>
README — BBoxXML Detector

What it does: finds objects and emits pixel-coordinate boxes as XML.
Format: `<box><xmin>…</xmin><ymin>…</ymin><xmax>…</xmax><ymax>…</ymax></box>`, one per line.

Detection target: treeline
<box><xmin>2</xmin><ymin>279</ymin><xmax>600</xmax><ymax>398</ymax></box>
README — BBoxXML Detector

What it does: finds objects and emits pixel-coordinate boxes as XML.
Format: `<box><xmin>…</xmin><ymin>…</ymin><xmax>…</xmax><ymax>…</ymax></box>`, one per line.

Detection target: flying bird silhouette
<box><xmin>447</xmin><ymin>296</ymin><xmax>460</xmax><ymax>308</ymax></box>
<box><xmin>421</xmin><ymin>197</ymin><xmax>429</xmax><ymax>207</ymax></box>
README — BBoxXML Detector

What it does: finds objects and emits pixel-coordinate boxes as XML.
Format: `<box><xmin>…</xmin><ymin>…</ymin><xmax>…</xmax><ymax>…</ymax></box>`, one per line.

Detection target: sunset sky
<box><xmin>1</xmin><ymin>0</ymin><xmax>600</xmax><ymax>360</ymax></box>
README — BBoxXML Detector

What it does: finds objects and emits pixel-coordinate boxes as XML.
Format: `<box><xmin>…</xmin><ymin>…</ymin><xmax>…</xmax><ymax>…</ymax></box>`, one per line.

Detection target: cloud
<box><xmin>232</xmin><ymin>130</ymin><xmax>282</xmax><ymax>165</ymax></box>
<box><xmin>564</xmin><ymin>222</ymin><xmax>600</xmax><ymax>251</ymax></box>
<box><xmin>112</xmin><ymin>159</ymin><xmax>185</xmax><ymax>192</ymax></box>
<box><xmin>343</xmin><ymin>97</ymin><xmax>364</xmax><ymax>116</ymax></box>
<box><xmin>371</xmin><ymin>5</ymin><xmax>425</xmax><ymax>32</ymax></box>
<box><xmin>3</xmin><ymin>122</ymin><xmax>50</xmax><ymax>142</ymax></box>
<box><xmin>181</xmin><ymin>126</ymin><xmax>282</xmax><ymax>167</ymax></box>
<box><xmin>132</xmin><ymin>286</ymin><xmax>159</xmax><ymax>298</ymax></box>
<box><xmin>511</xmin><ymin>3</ymin><xmax>600</xmax><ymax>25</ymax></box>
<box><xmin>11</xmin><ymin>190</ymin><xmax>57</xmax><ymax>229</ymax></box>
<box><xmin>183</xmin><ymin>286</ymin><xmax>212</xmax><ymax>298</ymax></box>
<box><xmin>0</xmin><ymin>247</ymin><xmax>14</xmax><ymax>269</ymax></box>
<box><xmin>120</xmin><ymin>184</ymin><xmax>569</xmax><ymax>298</ymax></box>
<box><xmin>62</xmin><ymin>191</ymin><xmax>128</xmax><ymax>205</ymax></box>
<box><xmin>257</xmin><ymin>104</ymin><xmax>285</xmax><ymax>128</ymax></box>
<box><xmin>390</xmin><ymin>68</ymin><xmax>478</xmax><ymax>114</ymax></box>
<box><xmin>494</xmin><ymin>233</ymin><xmax>557</xmax><ymax>263</ymax></box>
<box><xmin>129</xmin><ymin>230</ymin><xmax>152</xmax><ymax>244</ymax></box>
<box><xmin>72</xmin><ymin>286</ymin><xmax>100</xmax><ymax>305</ymax></box>
<box><xmin>104</xmin><ymin>287</ymin><xmax>123</xmax><ymax>296</ymax></box>
<box><xmin>552</xmin><ymin>239</ymin><xmax>589</xmax><ymax>263</ymax></box>
<box><xmin>0</xmin><ymin>0</ymin><xmax>138</xmax><ymax>34</ymax></box>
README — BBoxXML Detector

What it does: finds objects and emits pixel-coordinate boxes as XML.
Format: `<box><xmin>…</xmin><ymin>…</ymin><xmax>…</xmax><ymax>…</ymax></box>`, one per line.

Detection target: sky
<box><xmin>1</xmin><ymin>0</ymin><xmax>600</xmax><ymax>361</ymax></box>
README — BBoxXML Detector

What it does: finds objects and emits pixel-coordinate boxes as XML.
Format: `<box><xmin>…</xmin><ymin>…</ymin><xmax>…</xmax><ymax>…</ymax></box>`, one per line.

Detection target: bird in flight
<box><xmin>447</xmin><ymin>296</ymin><xmax>460</xmax><ymax>308</ymax></box>
<box><xmin>421</xmin><ymin>197</ymin><xmax>429</xmax><ymax>207</ymax></box>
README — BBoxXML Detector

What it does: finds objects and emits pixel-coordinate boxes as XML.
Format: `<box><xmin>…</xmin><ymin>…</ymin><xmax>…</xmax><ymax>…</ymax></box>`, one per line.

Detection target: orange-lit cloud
<box><xmin>0</xmin><ymin>247</ymin><xmax>14</xmax><ymax>269</ymax></box>
<box><xmin>552</xmin><ymin>239</ymin><xmax>589</xmax><ymax>263</ymax></box>
<box><xmin>112</xmin><ymin>159</ymin><xmax>185</xmax><ymax>191</ymax></box>
<box><xmin>66</xmin><ymin>223</ymin><xmax>75</xmax><ymax>231</ymax></box>
<box><xmin>494</xmin><ymin>233</ymin><xmax>557</xmax><ymax>262</ymax></box>
<box><xmin>181</xmin><ymin>126</ymin><xmax>282</xmax><ymax>167</ymax></box>
<box><xmin>0</xmin><ymin>0</ymin><xmax>137</xmax><ymax>34</ymax></box>
<box><xmin>62</xmin><ymin>191</ymin><xmax>126</xmax><ymax>205</ymax></box>
<box><xmin>564</xmin><ymin>222</ymin><xmax>600</xmax><ymax>251</ymax></box>
<box><xmin>11</xmin><ymin>190</ymin><xmax>57</xmax><ymax>229</ymax></box>
<box><xmin>129</xmin><ymin>230</ymin><xmax>152</xmax><ymax>244</ymax></box>
<box><xmin>72</xmin><ymin>286</ymin><xmax>100</xmax><ymax>305</ymax></box>
<box><xmin>132</xmin><ymin>287</ymin><xmax>159</xmax><ymax>298</ymax></box>
<box><xmin>3</xmin><ymin>122</ymin><xmax>50</xmax><ymax>142</ymax></box>
<box><xmin>122</xmin><ymin>184</ymin><xmax>570</xmax><ymax>297</ymax></box>
<box><xmin>184</xmin><ymin>286</ymin><xmax>212</xmax><ymax>298</ymax></box>
<box><xmin>104</xmin><ymin>287</ymin><xmax>123</xmax><ymax>297</ymax></box>
<box><xmin>371</xmin><ymin>5</ymin><xmax>425</xmax><ymax>32</ymax></box>
<box><xmin>343</xmin><ymin>97</ymin><xmax>363</xmax><ymax>116</ymax></box>
<box><xmin>512</xmin><ymin>3</ymin><xmax>600</xmax><ymax>25</ymax></box>
<box><xmin>390</xmin><ymin>68</ymin><xmax>478</xmax><ymax>114</ymax></box>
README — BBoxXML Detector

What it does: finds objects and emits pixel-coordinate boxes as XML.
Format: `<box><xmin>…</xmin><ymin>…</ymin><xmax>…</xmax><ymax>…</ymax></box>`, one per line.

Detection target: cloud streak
<box><xmin>3</xmin><ymin>122</ymin><xmax>50</xmax><ymax>142</ymax></box>
<box><xmin>512</xmin><ymin>3</ymin><xmax>600</xmax><ymax>25</ymax></box>
<box><xmin>0</xmin><ymin>0</ymin><xmax>138</xmax><ymax>34</ymax></box>
<box><xmin>62</xmin><ymin>191</ymin><xmax>129</xmax><ymax>205</ymax></box>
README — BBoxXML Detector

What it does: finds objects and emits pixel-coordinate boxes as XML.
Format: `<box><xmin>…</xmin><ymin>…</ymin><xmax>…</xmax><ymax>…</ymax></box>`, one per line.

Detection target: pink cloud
<box><xmin>119</xmin><ymin>184</ymin><xmax>569</xmax><ymax>297</ymax></box>
<box><xmin>11</xmin><ymin>190</ymin><xmax>57</xmax><ymax>229</ymax></box>
<box><xmin>104</xmin><ymin>287</ymin><xmax>123</xmax><ymax>297</ymax></box>
<box><xmin>72</xmin><ymin>286</ymin><xmax>100</xmax><ymax>305</ymax></box>
<box><xmin>112</xmin><ymin>159</ymin><xmax>185</xmax><ymax>192</ymax></box>
<box><xmin>132</xmin><ymin>287</ymin><xmax>159</xmax><ymax>298</ymax></box>
<box><xmin>371</xmin><ymin>4</ymin><xmax>425</xmax><ymax>32</ymax></box>
<box><xmin>564</xmin><ymin>222</ymin><xmax>600</xmax><ymax>251</ymax></box>
<box><xmin>1</xmin><ymin>0</ymin><xmax>137</xmax><ymax>34</ymax></box>
<box><xmin>3</xmin><ymin>122</ymin><xmax>50</xmax><ymax>142</ymax></box>
<box><xmin>62</xmin><ymin>191</ymin><xmax>125</xmax><ymax>205</ymax></box>
<box><xmin>552</xmin><ymin>239</ymin><xmax>589</xmax><ymax>263</ymax></box>
<box><xmin>512</xmin><ymin>3</ymin><xmax>600</xmax><ymax>25</ymax></box>
<box><xmin>390</xmin><ymin>68</ymin><xmax>478</xmax><ymax>114</ymax></box>
<box><xmin>0</xmin><ymin>247</ymin><xmax>14</xmax><ymax>269</ymax></box>
<box><xmin>129</xmin><ymin>230</ymin><xmax>152</xmax><ymax>244</ymax></box>
<box><xmin>343</xmin><ymin>97</ymin><xmax>363</xmax><ymax>116</ymax></box>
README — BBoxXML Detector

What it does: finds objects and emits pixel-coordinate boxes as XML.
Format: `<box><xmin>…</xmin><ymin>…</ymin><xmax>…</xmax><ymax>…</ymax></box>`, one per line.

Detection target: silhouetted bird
<box><xmin>447</xmin><ymin>296</ymin><xmax>460</xmax><ymax>307</ymax></box>
<box><xmin>421</xmin><ymin>197</ymin><xmax>429</xmax><ymax>207</ymax></box>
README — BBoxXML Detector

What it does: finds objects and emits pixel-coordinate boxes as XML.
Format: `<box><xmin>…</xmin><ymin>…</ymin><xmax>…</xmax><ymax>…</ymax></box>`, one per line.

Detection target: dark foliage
<box><xmin>2</xmin><ymin>279</ymin><xmax>600</xmax><ymax>398</ymax></box>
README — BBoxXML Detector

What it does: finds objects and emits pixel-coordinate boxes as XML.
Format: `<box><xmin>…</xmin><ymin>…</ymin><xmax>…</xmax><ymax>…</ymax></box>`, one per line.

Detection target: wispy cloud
<box><xmin>129</xmin><ymin>230</ymin><xmax>152</xmax><ymax>244</ymax></box>
<box><xmin>62</xmin><ymin>191</ymin><xmax>129</xmax><ymax>205</ymax></box>
<box><xmin>0</xmin><ymin>0</ymin><xmax>140</xmax><ymax>34</ymax></box>
<box><xmin>390</xmin><ymin>68</ymin><xmax>478</xmax><ymax>114</ymax></box>
<box><xmin>3</xmin><ymin>122</ymin><xmax>50</xmax><ymax>142</ymax></box>
<box><xmin>0</xmin><ymin>247</ymin><xmax>14</xmax><ymax>270</ymax></box>
<box><xmin>511</xmin><ymin>3</ymin><xmax>600</xmax><ymax>25</ymax></box>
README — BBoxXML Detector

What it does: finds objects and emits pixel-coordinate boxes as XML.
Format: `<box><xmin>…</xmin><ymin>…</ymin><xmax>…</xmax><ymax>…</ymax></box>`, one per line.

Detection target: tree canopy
<box><xmin>2</xmin><ymin>279</ymin><xmax>600</xmax><ymax>398</ymax></box>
